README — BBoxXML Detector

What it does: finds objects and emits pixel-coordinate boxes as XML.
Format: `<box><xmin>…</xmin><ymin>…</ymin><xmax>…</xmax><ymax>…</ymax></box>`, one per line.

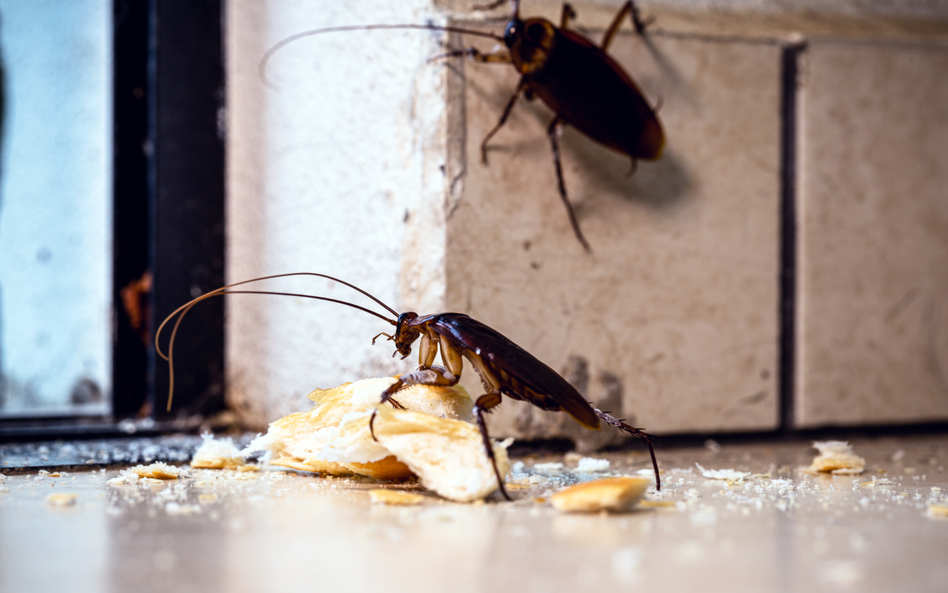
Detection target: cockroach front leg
<box><xmin>428</xmin><ymin>46</ymin><xmax>511</xmax><ymax>65</ymax></box>
<box><xmin>472</xmin><ymin>391</ymin><xmax>512</xmax><ymax>501</ymax></box>
<box><xmin>481</xmin><ymin>77</ymin><xmax>528</xmax><ymax>164</ymax></box>
<box><xmin>369</xmin><ymin>366</ymin><xmax>461</xmax><ymax>440</ymax></box>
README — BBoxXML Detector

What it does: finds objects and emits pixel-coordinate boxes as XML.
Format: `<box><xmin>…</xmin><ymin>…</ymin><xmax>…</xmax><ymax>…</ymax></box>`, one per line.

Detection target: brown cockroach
<box><xmin>260</xmin><ymin>0</ymin><xmax>665</xmax><ymax>252</ymax></box>
<box><xmin>156</xmin><ymin>272</ymin><xmax>661</xmax><ymax>500</ymax></box>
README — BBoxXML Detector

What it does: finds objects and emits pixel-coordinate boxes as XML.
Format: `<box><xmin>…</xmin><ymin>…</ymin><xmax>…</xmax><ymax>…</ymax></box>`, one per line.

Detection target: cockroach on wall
<box><xmin>261</xmin><ymin>0</ymin><xmax>665</xmax><ymax>252</ymax></box>
<box><xmin>157</xmin><ymin>273</ymin><xmax>661</xmax><ymax>500</ymax></box>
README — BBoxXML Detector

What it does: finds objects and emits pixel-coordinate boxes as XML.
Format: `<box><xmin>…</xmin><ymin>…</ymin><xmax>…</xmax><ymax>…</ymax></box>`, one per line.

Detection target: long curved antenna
<box><xmin>260</xmin><ymin>24</ymin><xmax>505</xmax><ymax>89</ymax></box>
<box><xmin>156</xmin><ymin>273</ymin><xmax>400</xmax><ymax>411</ymax></box>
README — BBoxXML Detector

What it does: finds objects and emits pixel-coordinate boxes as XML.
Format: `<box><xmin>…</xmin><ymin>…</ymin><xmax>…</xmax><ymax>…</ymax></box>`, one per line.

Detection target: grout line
<box><xmin>778</xmin><ymin>42</ymin><xmax>805</xmax><ymax>434</ymax></box>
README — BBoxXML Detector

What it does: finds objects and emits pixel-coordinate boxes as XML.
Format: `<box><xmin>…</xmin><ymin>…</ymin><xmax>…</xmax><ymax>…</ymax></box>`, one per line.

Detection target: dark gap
<box><xmin>112</xmin><ymin>0</ymin><xmax>151</xmax><ymax>419</ymax></box>
<box><xmin>150</xmin><ymin>0</ymin><xmax>226</xmax><ymax>420</ymax></box>
<box><xmin>778</xmin><ymin>43</ymin><xmax>804</xmax><ymax>434</ymax></box>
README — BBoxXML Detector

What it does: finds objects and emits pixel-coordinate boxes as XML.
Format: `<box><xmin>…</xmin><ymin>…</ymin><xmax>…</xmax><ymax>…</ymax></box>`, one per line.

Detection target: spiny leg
<box><xmin>474</xmin><ymin>392</ymin><xmax>511</xmax><ymax>501</ymax></box>
<box><xmin>560</xmin><ymin>2</ymin><xmax>577</xmax><ymax>29</ymax></box>
<box><xmin>480</xmin><ymin>77</ymin><xmax>527</xmax><ymax>164</ymax></box>
<box><xmin>547</xmin><ymin>116</ymin><xmax>592</xmax><ymax>252</ymax></box>
<box><xmin>369</xmin><ymin>366</ymin><xmax>459</xmax><ymax>440</ymax></box>
<box><xmin>601</xmin><ymin>1</ymin><xmax>649</xmax><ymax>51</ymax></box>
<box><xmin>594</xmin><ymin>408</ymin><xmax>661</xmax><ymax>490</ymax></box>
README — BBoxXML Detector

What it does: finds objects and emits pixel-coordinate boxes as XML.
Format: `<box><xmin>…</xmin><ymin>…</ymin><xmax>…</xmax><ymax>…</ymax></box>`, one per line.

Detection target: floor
<box><xmin>1</xmin><ymin>435</ymin><xmax>946</xmax><ymax>593</ymax></box>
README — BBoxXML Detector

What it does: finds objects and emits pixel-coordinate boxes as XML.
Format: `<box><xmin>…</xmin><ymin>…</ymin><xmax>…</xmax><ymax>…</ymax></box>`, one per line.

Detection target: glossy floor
<box><xmin>1</xmin><ymin>436</ymin><xmax>946</xmax><ymax>593</ymax></box>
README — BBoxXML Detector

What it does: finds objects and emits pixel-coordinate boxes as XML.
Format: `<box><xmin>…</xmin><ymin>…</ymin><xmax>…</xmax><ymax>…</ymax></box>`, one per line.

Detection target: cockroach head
<box><xmin>392</xmin><ymin>312</ymin><xmax>421</xmax><ymax>358</ymax></box>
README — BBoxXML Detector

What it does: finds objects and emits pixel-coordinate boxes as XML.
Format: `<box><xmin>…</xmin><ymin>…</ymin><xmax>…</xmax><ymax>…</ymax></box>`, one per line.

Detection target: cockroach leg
<box><xmin>547</xmin><ymin>116</ymin><xmax>592</xmax><ymax>252</ymax></box>
<box><xmin>601</xmin><ymin>1</ymin><xmax>649</xmax><ymax>51</ymax></box>
<box><xmin>481</xmin><ymin>78</ymin><xmax>527</xmax><ymax>164</ymax></box>
<box><xmin>369</xmin><ymin>367</ymin><xmax>460</xmax><ymax>441</ymax></box>
<box><xmin>594</xmin><ymin>408</ymin><xmax>661</xmax><ymax>490</ymax></box>
<box><xmin>428</xmin><ymin>46</ymin><xmax>511</xmax><ymax>65</ymax></box>
<box><xmin>473</xmin><ymin>392</ymin><xmax>511</xmax><ymax>501</ymax></box>
<box><xmin>560</xmin><ymin>3</ymin><xmax>577</xmax><ymax>29</ymax></box>
<box><xmin>474</xmin><ymin>0</ymin><xmax>513</xmax><ymax>12</ymax></box>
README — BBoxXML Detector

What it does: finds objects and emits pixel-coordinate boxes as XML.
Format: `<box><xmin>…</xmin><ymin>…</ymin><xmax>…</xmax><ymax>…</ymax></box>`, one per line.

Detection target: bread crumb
<box><xmin>245</xmin><ymin>376</ymin><xmax>508</xmax><ymax>502</ymax></box>
<box><xmin>108</xmin><ymin>462</ymin><xmax>185</xmax><ymax>485</ymax></box>
<box><xmin>373</xmin><ymin>405</ymin><xmax>511</xmax><ymax>503</ymax></box>
<box><xmin>696</xmin><ymin>463</ymin><xmax>751</xmax><ymax>483</ymax></box>
<box><xmin>806</xmin><ymin>441</ymin><xmax>865</xmax><ymax>475</ymax></box>
<box><xmin>243</xmin><ymin>377</ymin><xmax>473</xmax><ymax>480</ymax></box>
<box><xmin>928</xmin><ymin>504</ymin><xmax>948</xmax><ymax>519</ymax></box>
<box><xmin>45</xmin><ymin>493</ymin><xmax>78</xmax><ymax>507</ymax></box>
<box><xmin>190</xmin><ymin>433</ymin><xmax>245</xmax><ymax>469</ymax></box>
<box><xmin>236</xmin><ymin>465</ymin><xmax>259</xmax><ymax>472</ymax></box>
<box><xmin>369</xmin><ymin>489</ymin><xmax>425</xmax><ymax>506</ymax></box>
<box><xmin>639</xmin><ymin>500</ymin><xmax>677</xmax><ymax>509</ymax></box>
<box><xmin>552</xmin><ymin>477</ymin><xmax>650</xmax><ymax>513</ymax></box>
<box><xmin>198</xmin><ymin>494</ymin><xmax>218</xmax><ymax>504</ymax></box>
<box><xmin>575</xmin><ymin>457</ymin><xmax>610</xmax><ymax>473</ymax></box>
<box><xmin>165</xmin><ymin>502</ymin><xmax>200</xmax><ymax>515</ymax></box>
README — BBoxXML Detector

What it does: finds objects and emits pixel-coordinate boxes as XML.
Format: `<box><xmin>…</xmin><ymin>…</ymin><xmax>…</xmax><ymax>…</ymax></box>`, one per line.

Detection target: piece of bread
<box><xmin>190</xmin><ymin>433</ymin><xmax>245</xmax><ymax>469</ymax></box>
<box><xmin>245</xmin><ymin>377</ymin><xmax>509</xmax><ymax>501</ymax></box>
<box><xmin>372</xmin><ymin>404</ymin><xmax>510</xmax><ymax>503</ymax></box>
<box><xmin>806</xmin><ymin>441</ymin><xmax>866</xmax><ymax>475</ymax></box>
<box><xmin>551</xmin><ymin>477</ymin><xmax>650</xmax><ymax>512</ymax></box>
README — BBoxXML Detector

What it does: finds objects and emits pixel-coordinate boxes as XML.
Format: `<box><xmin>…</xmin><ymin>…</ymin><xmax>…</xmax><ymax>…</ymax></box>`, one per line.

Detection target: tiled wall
<box><xmin>440</xmin><ymin>0</ymin><xmax>948</xmax><ymax>437</ymax></box>
<box><xmin>227</xmin><ymin>0</ymin><xmax>948</xmax><ymax>436</ymax></box>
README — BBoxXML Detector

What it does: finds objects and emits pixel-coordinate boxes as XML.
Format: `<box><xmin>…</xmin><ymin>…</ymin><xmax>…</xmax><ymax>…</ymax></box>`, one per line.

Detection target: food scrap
<box><xmin>551</xmin><ymin>477</ymin><xmax>650</xmax><ymax>513</ymax></box>
<box><xmin>108</xmin><ymin>462</ymin><xmax>186</xmax><ymax>485</ymax></box>
<box><xmin>190</xmin><ymin>433</ymin><xmax>246</xmax><ymax>469</ymax></box>
<box><xmin>244</xmin><ymin>377</ymin><xmax>509</xmax><ymax>502</ymax></box>
<box><xmin>45</xmin><ymin>493</ymin><xmax>78</xmax><ymax>507</ymax></box>
<box><xmin>695</xmin><ymin>463</ymin><xmax>751</xmax><ymax>483</ymax></box>
<box><xmin>369</xmin><ymin>489</ymin><xmax>425</xmax><ymax>506</ymax></box>
<box><xmin>806</xmin><ymin>441</ymin><xmax>866</xmax><ymax>475</ymax></box>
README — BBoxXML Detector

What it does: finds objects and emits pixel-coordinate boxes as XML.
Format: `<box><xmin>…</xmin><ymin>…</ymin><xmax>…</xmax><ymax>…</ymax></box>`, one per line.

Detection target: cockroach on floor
<box><xmin>157</xmin><ymin>272</ymin><xmax>661</xmax><ymax>500</ymax></box>
<box><xmin>260</xmin><ymin>0</ymin><xmax>665</xmax><ymax>252</ymax></box>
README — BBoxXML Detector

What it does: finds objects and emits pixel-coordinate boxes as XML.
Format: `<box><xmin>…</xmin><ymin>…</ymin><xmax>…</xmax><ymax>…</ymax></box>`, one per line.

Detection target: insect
<box><xmin>157</xmin><ymin>272</ymin><xmax>661</xmax><ymax>500</ymax></box>
<box><xmin>260</xmin><ymin>0</ymin><xmax>665</xmax><ymax>252</ymax></box>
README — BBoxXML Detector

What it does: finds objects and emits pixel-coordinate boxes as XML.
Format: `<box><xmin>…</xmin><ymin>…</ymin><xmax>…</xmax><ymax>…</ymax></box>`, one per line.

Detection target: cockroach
<box><xmin>157</xmin><ymin>272</ymin><xmax>661</xmax><ymax>500</ymax></box>
<box><xmin>260</xmin><ymin>0</ymin><xmax>665</xmax><ymax>252</ymax></box>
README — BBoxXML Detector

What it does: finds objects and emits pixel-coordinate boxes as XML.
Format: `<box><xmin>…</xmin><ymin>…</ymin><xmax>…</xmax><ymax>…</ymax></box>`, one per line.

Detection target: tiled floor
<box><xmin>1</xmin><ymin>435</ymin><xmax>946</xmax><ymax>592</ymax></box>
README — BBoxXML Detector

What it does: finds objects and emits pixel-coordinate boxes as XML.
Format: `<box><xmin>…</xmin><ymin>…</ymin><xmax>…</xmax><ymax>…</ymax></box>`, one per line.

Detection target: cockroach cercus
<box><xmin>157</xmin><ymin>273</ymin><xmax>661</xmax><ymax>500</ymax></box>
<box><xmin>260</xmin><ymin>0</ymin><xmax>665</xmax><ymax>252</ymax></box>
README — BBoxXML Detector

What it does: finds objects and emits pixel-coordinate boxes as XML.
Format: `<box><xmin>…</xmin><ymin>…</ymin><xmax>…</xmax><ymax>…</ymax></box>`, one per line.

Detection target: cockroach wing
<box><xmin>428</xmin><ymin>313</ymin><xmax>601</xmax><ymax>430</ymax></box>
<box><xmin>530</xmin><ymin>28</ymin><xmax>664</xmax><ymax>160</ymax></box>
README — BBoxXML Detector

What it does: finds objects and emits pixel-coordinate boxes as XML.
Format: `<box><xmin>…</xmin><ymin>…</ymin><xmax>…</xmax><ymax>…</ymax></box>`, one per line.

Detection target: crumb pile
<box><xmin>806</xmin><ymin>441</ymin><xmax>866</xmax><ymax>475</ymax></box>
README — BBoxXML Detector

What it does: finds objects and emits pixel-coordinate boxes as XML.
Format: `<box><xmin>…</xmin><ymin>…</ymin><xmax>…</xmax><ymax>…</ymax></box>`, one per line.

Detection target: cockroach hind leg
<box><xmin>625</xmin><ymin>158</ymin><xmax>639</xmax><ymax>178</ymax></box>
<box><xmin>474</xmin><ymin>402</ymin><xmax>512</xmax><ymax>501</ymax></box>
<box><xmin>594</xmin><ymin>408</ymin><xmax>661</xmax><ymax>490</ymax></box>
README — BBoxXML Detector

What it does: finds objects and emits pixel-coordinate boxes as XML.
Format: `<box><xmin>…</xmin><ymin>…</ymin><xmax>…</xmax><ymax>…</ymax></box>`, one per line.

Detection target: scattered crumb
<box><xmin>533</xmin><ymin>462</ymin><xmax>564</xmax><ymax>474</ymax></box>
<box><xmin>190</xmin><ymin>433</ymin><xmax>245</xmax><ymax>469</ymax></box>
<box><xmin>236</xmin><ymin>465</ymin><xmax>260</xmax><ymax>472</ymax></box>
<box><xmin>552</xmin><ymin>477</ymin><xmax>650</xmax><ymax>513</ymax></box>
<box><xmin>806</xmin><ymin>441</ymin><xmax>865</xmax><ymax>475</ymax></box>
<box><xmin>45</xmin><ymin>493</ymin><xmax>78</xmax><ymax>507</ymax></box>
<box><xmin>165</xmin><ymin>502</ymin><xmax>200</xmax><ymax>515</ymax></box>
<box><xmin>639</xmin><ymin>500</ymin><xmax>678</xmax><ymax>509</ymax></box>
<box><xmin>575</xmin><ymin>457</ymin><xmax>611</xmax><ymax>473</ymax></box>
<box><xmin>198</xmin><ymin>494</ymin><xmax>218</xmax><ymax>504</ymax></box>
<box><xmin>861</xmin><ymin>477</ymin><xmax>894</xmax><ymax>488</ymax></box>
<box><xmin>369</xmin><ymin>489</ymin><xmax>425</xmax><ymax>506</ymax></box>
<box><xmin>928</xmin><ymin>504</ymin><xmax>948</xmax><ymax>519</ymax></box>
<box><xmin>109</xmin><ymin>462</ymin><xmax>186</xmax><ymax>485</ymax></box>
<box><xmin>695</xmin><ymin>463</ymin><xmax>751</xmax><ymax>483</ymax></box>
